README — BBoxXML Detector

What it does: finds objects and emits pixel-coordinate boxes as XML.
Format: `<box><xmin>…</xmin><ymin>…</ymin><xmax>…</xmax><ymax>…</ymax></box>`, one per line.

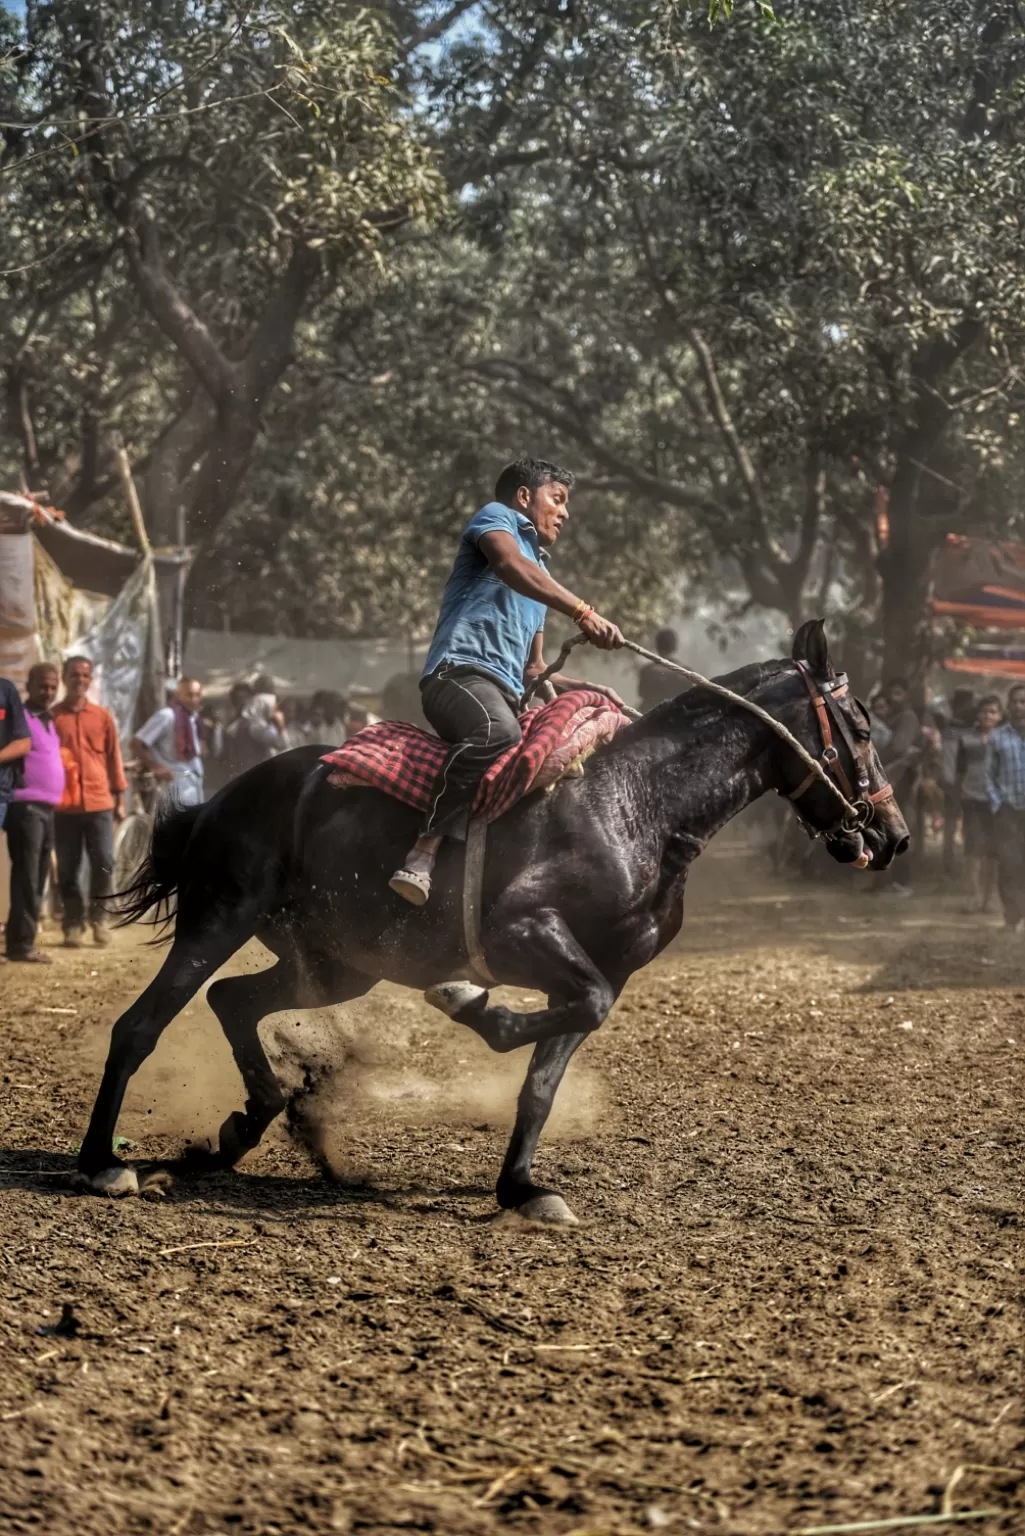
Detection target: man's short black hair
<box><xmin>655</xmin><ymin>627</ymin><xmax>679</xmax><ymax>657</ymax></box>
<box><xmin>494</xmin><ymin>457</ymin><xmax>574</xmax><ymax>507</ymax></box>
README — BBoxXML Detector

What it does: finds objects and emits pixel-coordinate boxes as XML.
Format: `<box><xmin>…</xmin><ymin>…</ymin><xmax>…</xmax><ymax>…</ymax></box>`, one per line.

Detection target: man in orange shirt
<box><xmin>52</xmin><ymin>655</ymin><xmax>127</xmax><ymax>948</ymax></box>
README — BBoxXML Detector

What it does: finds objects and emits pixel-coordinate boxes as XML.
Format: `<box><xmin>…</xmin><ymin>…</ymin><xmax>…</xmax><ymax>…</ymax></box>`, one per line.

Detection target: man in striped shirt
<box><xmin>985</xmin><ymin>683</ymin><xmax>1025</xmax><ymax>930</ymax></box>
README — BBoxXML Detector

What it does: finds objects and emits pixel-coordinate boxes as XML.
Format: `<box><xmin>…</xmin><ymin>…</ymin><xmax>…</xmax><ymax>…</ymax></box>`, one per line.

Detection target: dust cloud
<box><xmin>265</xmin><ymin>984</ymin><xmax>606</xmax><ymax>1179</ymax></box>
<box><xmin>120</xmin><ymin>948</ymin><xmax>606</xmax><ymax>1174</ymax></box>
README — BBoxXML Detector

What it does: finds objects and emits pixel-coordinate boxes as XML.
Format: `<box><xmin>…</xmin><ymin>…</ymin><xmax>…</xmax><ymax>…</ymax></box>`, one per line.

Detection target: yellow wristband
<box><xmin>571</xmin><ymin>599</ymin><xmax>589</xmax><ymax>622</ymax></box>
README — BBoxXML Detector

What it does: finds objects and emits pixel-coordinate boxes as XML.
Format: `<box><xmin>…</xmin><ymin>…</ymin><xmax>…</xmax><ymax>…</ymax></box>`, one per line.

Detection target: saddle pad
<box><xmin>322</xmin><ymin>689</ymin><xmax>630</xmax><ymax>823</ymax></box>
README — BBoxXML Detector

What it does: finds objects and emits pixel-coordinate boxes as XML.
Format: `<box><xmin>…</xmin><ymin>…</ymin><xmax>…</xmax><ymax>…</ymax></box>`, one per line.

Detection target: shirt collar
<box><xmin>514</xmin><ymin>511</ymin><xmax>550</xmax><ymax>563</ymax></box>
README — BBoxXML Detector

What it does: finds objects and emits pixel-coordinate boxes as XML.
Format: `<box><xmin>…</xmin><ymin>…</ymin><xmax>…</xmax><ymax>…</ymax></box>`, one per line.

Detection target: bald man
<box><xmin>131</xmin><ymin>678</ymin><xmax>205</xmax><ymax>807</ymax></box>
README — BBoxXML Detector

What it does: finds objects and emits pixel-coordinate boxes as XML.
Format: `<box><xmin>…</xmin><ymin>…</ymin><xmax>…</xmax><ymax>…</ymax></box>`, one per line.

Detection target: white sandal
<box><xmin>388</xmin><ymin>868</ymin><xmax>432</xmax><ymax>906</ymax></box>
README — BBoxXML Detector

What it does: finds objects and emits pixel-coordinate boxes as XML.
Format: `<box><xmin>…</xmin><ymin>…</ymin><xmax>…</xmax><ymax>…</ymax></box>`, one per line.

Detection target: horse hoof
<box><xmin>424</xmin><ymin>981</ymin><xmax>487</xmax><ymax>1019</ymax></box>
<box><xmin>517</xmin><ymin>1194</ymin><xmax>579</xmax><ymax>1226</ymax></box>
<box><xmin>85</xmin><ymin>1165</ymin><xmax>139</xmax><ymax>1198</ymax></box>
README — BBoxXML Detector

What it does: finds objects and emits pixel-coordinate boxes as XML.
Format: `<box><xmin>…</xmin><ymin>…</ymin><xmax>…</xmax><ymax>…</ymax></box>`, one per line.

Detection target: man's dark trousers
<box><xmin>55</xmin><ymin>810</ymin><xmax>114</xmax><ymax>932</ymax></box>
<box><xmin>420</xmin><ymin>666</ymin><xmax>523</xmax><ymax>842</ymax></box>
<box><xmin>994</xmin><ymin>804</ymin><xmax>1025</xmax><ymax>928</ymax></box>
<box><xmin>5</xmin><ymin>800</ymin><xmax>55</xmax><ymax>957</ymax></box>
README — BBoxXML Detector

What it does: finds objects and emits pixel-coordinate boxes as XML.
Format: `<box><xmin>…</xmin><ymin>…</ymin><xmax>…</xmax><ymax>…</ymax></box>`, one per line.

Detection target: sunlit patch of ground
<box><xmin>0</xmin><ymin>850</ymin><xmax>1020</xmax><ymax>1534</ymax></box>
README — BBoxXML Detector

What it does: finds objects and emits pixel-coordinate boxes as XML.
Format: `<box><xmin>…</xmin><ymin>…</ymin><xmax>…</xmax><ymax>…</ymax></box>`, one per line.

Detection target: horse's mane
<box><xmin>641</xmin><ymin>656</ymin><xmax>794</xmax><ymax>728</ymax></box>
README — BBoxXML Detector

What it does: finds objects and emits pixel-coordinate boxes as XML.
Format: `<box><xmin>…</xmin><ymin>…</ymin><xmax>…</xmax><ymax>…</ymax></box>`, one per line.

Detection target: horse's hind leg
<box><xmin>203</xmin><ymin>953</ymin><xmax>374</xmax><ymax>1171</ymax></box>
<box><xmin>428</xmin><ymin>906</ymin><xmax>615</xmax><ymax>1052</ymax></box>
<box><xmin>496</xmin><ymin>1030</ymin><xmax>589</xmax><ymax>1225</ymax></box>
<box><xmin>77</xmin><ymin>925</ymin><xmax>253</xmax><ymax>1193</ymax></box>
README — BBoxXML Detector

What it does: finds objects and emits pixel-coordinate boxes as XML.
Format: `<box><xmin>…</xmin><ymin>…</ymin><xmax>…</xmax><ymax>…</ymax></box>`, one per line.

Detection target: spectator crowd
<box><xmin>0</xmin><ymin>662</ymin><xmax>377</xmax><ymax>966</ymax></box>
<box><xmin>849</xmin><ymin>673</ymin><xmax>1025</xmax><ymax>925</ymax></box>
<box><xmin>6</xmin><ymin>644</ymin><xmax>1025</xmax><ymax>966</ymax></box>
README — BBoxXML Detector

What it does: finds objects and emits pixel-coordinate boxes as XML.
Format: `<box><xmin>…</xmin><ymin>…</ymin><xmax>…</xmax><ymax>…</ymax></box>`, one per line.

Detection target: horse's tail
<box><xmin>114</xmin><ymin>800</ymin><xmax>203</xmax><ymax>936</ymax></box>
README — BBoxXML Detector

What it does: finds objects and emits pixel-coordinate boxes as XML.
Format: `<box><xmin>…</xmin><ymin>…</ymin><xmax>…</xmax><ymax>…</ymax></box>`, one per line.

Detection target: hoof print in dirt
<box><xmin>424</xmin><ymin>981</ymin><xmax>487</xmax><ymax>1018</ymax></box>
<box><xmin>515</xmin><ymin>1194</ymin><xmax>580</xmax><ymax>1226</ymax></box>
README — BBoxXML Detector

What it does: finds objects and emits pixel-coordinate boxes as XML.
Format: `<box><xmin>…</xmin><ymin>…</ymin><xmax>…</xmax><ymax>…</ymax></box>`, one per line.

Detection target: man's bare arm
<box><xmin>129</xmin><ymin>736</ymin><xmax>174</xmax><ymax>782</ymax></box>
<box><xmin>478</xmin><ymin>530</ymin><xmax>623</xmax><ymax>650</ymax></box>
<box><xmin>0</xmin><ymin>736</ymin><xmax>31</xmax><ymax>765</ymax></box>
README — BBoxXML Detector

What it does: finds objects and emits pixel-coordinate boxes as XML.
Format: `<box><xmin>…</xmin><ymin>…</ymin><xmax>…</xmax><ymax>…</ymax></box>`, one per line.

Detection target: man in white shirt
<box><xmin>132</xmin><ymin>678</ymin><xmax>205</xmax><ymax>807</ymax></box>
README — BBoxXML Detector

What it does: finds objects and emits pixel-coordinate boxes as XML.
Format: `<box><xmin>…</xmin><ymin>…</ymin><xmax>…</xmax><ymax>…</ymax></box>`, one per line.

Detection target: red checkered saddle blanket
<box><xmin>321</xmin><ymin>689</ymin><xmax>630</xmax><ymax>823</ymax></box>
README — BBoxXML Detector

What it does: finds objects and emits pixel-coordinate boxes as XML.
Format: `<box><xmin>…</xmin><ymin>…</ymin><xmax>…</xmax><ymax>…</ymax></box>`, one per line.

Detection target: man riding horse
<box><xmin>388</xmin><ymin>457</ymin><xmax>626</xmax><ymax>906</ymax></box>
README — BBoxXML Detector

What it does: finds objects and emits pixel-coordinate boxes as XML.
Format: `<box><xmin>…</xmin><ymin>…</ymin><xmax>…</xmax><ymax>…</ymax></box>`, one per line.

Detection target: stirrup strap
<box><xmin>463</xmin><ymin>815</ymin><xmax>496</xmax><ymax>985</ymax></box>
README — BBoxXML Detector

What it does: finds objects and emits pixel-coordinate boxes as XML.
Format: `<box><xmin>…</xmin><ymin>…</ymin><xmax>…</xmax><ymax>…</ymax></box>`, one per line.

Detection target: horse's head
<box><xmin>776</xmin><ymin>620</ymin><xmax>910</xmax><ymax>871</ymax></box>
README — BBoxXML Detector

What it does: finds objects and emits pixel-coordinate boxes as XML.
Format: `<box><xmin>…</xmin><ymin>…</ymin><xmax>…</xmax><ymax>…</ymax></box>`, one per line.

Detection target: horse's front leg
<box><xmin>426</xmin><ymin>906</ymin><xmax>615</xmax><ymax>1053</ymax></box>
<box><xmin>495</xmin><ymin>1030</ymin><xmax>589</xmax><ymax>1224</ymax></box>
<box><xmin>426</xmin><ymin>907</ymin><xmax>615</xmax><ymax>1221</ymax></box>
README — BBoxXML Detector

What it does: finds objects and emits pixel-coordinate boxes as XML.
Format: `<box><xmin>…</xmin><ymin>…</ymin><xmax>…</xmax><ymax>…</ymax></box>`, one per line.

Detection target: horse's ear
<box><xmin>791</xmin><ymin>618</ymin><xmax>831</xmax><ymax>678</ymax></box>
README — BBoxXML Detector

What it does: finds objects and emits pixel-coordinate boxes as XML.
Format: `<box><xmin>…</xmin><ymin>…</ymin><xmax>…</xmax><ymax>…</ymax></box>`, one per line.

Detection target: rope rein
<box><xmin>523</xmin><ymin>632</ymin><xmax>865</xmax><ymax>825</ymax></box>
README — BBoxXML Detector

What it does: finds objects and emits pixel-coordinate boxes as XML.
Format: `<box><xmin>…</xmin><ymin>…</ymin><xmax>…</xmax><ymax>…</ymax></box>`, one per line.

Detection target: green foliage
<box><xmin>3</xmin><ymin>0</ymin><xmax>1025</xmax><ymax>679</ymax></box>
<box><xmin>0</xmin><ymin>1</ymin><xmax>442</xmax><ymax>538</ymax></box>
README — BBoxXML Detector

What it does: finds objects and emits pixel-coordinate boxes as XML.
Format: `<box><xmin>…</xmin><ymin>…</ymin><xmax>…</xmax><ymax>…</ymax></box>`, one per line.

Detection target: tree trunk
<box><xmin>876</xmin><ymin>324</ymin><xmax>983</xmax><ymax>684</ymax></box>
<box><xmin>877</xmin><ymin>462</ymin><xmax>940</xmax><ymax>686</ymax></box>
<box><xmin>143</xmin><ymin>397</ymin><xmax>215</xmax><ymax>546</ymax></box>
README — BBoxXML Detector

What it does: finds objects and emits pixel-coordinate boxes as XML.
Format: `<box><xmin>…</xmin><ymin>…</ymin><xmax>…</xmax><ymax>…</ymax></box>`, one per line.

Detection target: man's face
<box><xmin>517</xmin><ymin>479</ymin><xmax>570</xmax><ymax>548</ymax></box>
<box><xmin>63</xmin><ymin>660</ymin><xmax>93</xmax><ymax>702</ymax></box>
<box><xmin>887</xmin><ymin>683</ymin><xmax>908</xmax><ymax>709</ymax></box>
<box><xmin>178</xmin><ymin>680</ymin><xmax>203</xmax><ymax>713</ymax></box>
<box><xmin>978</xmin><ymin>701</ymin><xmax>1002</xmax><ymax>732</ymax></box>
<box><xmin>1009</xmin><ymin>689</ymin><xmax>1025</xmax><ymax>728</ymax></box>
<box><xmin>28</xmin><ymin>669</ymin><xmax>59</xmax><ymax>711</ymax></box>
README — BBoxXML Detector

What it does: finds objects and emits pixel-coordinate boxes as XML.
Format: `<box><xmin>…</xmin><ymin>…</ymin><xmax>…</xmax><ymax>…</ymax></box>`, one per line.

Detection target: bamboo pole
<box><xmin>110</xmin><ymin>431</ymin><xmax>152</xmax><ymax>558</ymax></box>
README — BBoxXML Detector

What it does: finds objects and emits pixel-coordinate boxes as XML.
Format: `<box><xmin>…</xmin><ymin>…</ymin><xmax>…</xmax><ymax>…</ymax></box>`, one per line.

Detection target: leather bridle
<box><xmin>785</xmin><ymin>661</ymin><xmax>894</xmax><ymax>840</ymax></box>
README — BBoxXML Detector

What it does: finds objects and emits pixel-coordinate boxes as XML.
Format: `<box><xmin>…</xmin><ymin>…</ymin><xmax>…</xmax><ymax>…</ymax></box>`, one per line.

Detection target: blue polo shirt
<box><xmin>423</xmin><ymin>503</ymin><xmax>548</xmax><ymax>698</ymax></box>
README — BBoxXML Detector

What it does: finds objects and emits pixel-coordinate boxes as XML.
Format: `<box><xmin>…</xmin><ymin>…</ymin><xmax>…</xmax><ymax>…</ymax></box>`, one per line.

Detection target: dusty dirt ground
<box><xmin>0</xmin><ymin>846</ymin><xmax>1021</xmax><ymax>1536</ymax></box>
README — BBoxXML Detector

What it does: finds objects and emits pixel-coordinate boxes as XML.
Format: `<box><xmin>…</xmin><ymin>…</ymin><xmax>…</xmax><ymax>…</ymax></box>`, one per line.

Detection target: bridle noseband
<box><xmin>786</xmin><ymin>662</ymin><xmax>893</xmax><ymax>840</ymax></box>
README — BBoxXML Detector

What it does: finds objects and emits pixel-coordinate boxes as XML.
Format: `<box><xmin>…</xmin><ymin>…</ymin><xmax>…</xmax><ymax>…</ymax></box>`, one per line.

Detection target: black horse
<box><xmin>77</xmin><ymin>622</ymin><xmax>909</xmax><ymax>1220</ymax></box>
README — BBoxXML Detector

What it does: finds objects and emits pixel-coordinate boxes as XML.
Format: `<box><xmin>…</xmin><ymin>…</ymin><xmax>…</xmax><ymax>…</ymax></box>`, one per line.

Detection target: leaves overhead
<box><xmin>2</xmin><ymin>0</ymin><xmax>1025</xmax><ymax>677</ymax></box>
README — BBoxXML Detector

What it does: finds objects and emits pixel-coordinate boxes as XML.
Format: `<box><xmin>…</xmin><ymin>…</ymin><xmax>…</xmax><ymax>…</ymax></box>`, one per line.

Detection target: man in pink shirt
<box><xmin>5</xmin><ymin>663</ymin><xmax>64</xmax><ymax>963</ymax></box>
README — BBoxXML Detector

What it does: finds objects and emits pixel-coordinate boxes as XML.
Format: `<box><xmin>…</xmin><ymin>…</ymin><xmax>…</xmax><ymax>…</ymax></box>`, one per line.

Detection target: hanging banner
<box><xmin>66</xmin><ymin>557</ymin><xmax>163</xmax><ymax>738</ymax></box>
<box><xmin>0</xmin><ymin>517</ymin><xmax>37</xmax><ymax>687</ymax></box>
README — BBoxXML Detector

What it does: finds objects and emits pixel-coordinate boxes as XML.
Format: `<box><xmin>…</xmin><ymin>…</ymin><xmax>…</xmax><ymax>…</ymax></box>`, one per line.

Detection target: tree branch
<box><xmin>123</xmin><ymin>207</ymin><xmax>237</xmax><ymax>403</ymax></box>
<box><xmin>795</xmin><ymin>451</ymin><xmax>826</xmax><ymax>589</ymax></box>
<box><xmin>463</xmin><ymin>357</ymin><xmax>727</xmax><ymax>517</ymax></box>
<box><xmin>404</xmin><ymin>0</ymin><xmax>478</xmax><ymax>51</ymax></box>
<box><xmin>961</xmin><ymin>3</ymin><xmax>1021</xmax><ymax>139</ymax></box>
<box><xmin>688</xmin><ymin>327</ymin><xmax>787</xmax><ymax>568</ymax></box>
<box><xmin>5</xmin><ymin>364</ymin><xmax>40</xmax><ymax>479</ymax></box>
<box><xmin>241</xmin><ymin>244</ymin><xmax>321</xmax><ymax>402</ymax></box>
<box><xmin>449</xmin><ymin>12</ymin><xmax>558</xmax><ymax>189</ymax></box>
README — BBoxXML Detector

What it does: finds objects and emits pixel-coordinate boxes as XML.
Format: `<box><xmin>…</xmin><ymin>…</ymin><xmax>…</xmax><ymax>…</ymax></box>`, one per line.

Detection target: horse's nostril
<box><xmin>894</xmin><ymin>835</ymin><xmax>910</xmax><ymax>858</ymax></box>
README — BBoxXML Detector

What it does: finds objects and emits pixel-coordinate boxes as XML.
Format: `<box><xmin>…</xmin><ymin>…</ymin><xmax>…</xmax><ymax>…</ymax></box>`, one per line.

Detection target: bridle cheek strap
<box><xmin>787</xmin><ymin>662</ymin><xmax>892</xmax><ymax>834</ymax></box>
